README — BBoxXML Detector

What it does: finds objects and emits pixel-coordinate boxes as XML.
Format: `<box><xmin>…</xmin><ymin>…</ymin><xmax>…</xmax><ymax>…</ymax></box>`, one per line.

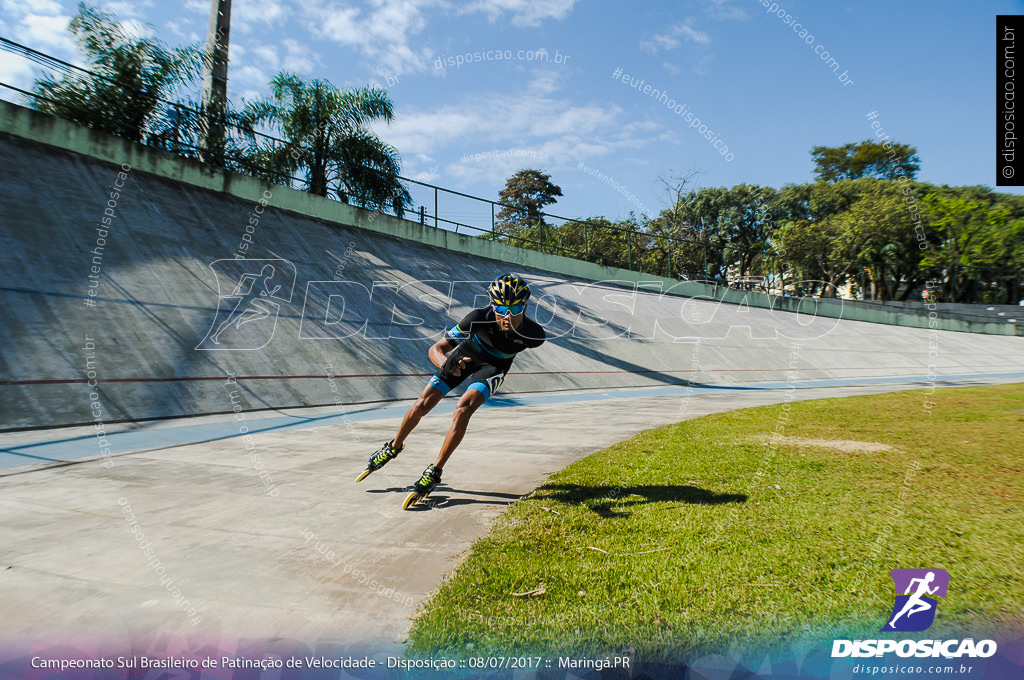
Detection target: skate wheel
<box><xmin>355</xmin><ymin>469</ymin><xmax>372</xmax><ymax>483</ymax></box>
<box><xmin>402</xmin><ymin>491</ymin><xmax>423</xmax><ymax>510</ymax></box>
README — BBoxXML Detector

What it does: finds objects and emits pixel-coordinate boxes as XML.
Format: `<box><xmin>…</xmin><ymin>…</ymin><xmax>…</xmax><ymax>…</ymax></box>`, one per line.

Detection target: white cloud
<box><xmin>225</xmin><ymin>36</ymin><xmax>319</xmax><ymax>89</ymax></box>
<box><xmin>116</xmin><ymin>18</ymin><xmax>155</xmax><ymax>39</ymax></box>
<box><xmin>281</xmin><ymin>38</ymin><xmax>316</xmax><ymax>74</ymax></box>
<box><xmin>0</xmin><ymin>0</ymin><xmax>76</xmax><ymax>69</ymax></box>
<box><xmin>526</xmin><ymin>67</ymin><xmax>563</xmax><ymax>95</ymax></box>
<box><xmin>703</xmin><ymin>0</ymin><xmax>749</xmax><ymax>21</ymax></box>
<box><xmin>303</xmin><ymin>0</ymin><xmax>436</xmax><ymax>75</ymax></box>
<box><xmin>690</xmin><ymin>54</ymin><xmax>713</xmax><ymax>76</ymax></box>
<box><xmin>18</xmin><ymin>13</ymin><xmax>75</xmax><ymax>53</ymax></box>
<box><xmin>164</xmin><ymin>15</ymin><xmax>202</xmax><ymax>43</ymax></box>
<box><xmin>459</xmin><ymin>0</ymin><xmax>577</xmax><ymax>27</ymax></box>
<box><xmin>231</xmin><ymin>0</ymin><xmax>287</xmax><ymax>33</ymax></box>
<box><xmin>410</xmin><ymin>168</ymin><xmax>440</xmax><ymax>182</ymax></box>
<box><xmin>10</xmin><ymin>0</ymin><xmax>61</xmax><ymax>13</ymax></box>
<box><xmin>662</xmin><ymin>62</ymin><xmax>681</xmax><ymax>77</ymax></box>
<box><xmin>0</xmin><ymin>49</ymin><xmax>36</xmax><ymax>90</ymax></box>
<box><xmin>373</xmin><ymin>90</ymin><xmax>664</xmax><ymax>187</ymax></box>
<box><xmin>250</xmin><ymin>44</ymin><xmax>279</xmax><ymax>66</ymax></box>
<box><xmin>231</xmin><ymin>63</ymin><xmax>270</xmax><ymax>88</ymax></box>
<box><xmin>233</xmin><ymin>87</ymin><xmax>264</xmax><ymax>102</ymax></box>
<box><xmin>314</xmin><ymin>4</ymin><xmax>363</xmax><ymax>44</ymax></box>
<box><xmin>301</xmin><ymin>0</ymin><xmax>576</xmax><ymax>76</ymax></box>
<box><xmin>377</xmin><ymin>107</ymin><xmax>478</xmax><ymax>156</ymax></box>
<box><xmin>642</xmin><ymin>20</ymin><xmax>711</xmax><ymax>53</ymax></box>
<box><xmin>98</xmin><ymin>1</ymin><xmax>154</xmax><ymax>20</ymax></box>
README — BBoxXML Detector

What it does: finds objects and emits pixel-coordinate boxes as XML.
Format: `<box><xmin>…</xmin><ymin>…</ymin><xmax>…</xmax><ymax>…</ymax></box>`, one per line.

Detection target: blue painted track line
<box><xmin>2</xmin><ymin>371</ymin><xmax>1022</xmax><ymax>471</ymax></box>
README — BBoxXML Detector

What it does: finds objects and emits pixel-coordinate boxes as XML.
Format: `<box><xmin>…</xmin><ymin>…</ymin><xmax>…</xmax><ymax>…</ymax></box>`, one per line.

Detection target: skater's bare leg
<box><xmin>393</xmin><ymin>384</ymin><xmax>444</xmax><ymax>449</ymax></box>
<box><xmin>433</xmin><ymin>389</ymin><xmax>485</xmax><ymax>470</ymax></box>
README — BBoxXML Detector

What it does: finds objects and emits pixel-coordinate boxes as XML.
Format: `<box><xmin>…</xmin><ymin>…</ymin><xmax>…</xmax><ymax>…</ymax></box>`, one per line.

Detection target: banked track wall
<box><xmin>2</xmin><ymin>101</ymin><xmax>1023</xmax><ymax>430</ymax></box>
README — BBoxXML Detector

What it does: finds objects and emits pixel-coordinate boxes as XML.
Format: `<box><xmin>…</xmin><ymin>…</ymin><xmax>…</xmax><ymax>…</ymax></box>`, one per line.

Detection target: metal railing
<box><xmin>3</xmin><ymin>35</ymin><xmax>1022</xmax><ymax>304</ymax></box>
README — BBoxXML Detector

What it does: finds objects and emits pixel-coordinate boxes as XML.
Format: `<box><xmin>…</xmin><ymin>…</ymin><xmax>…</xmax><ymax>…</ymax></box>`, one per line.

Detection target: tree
<box><xmin>772</xmin><ymin>180</ymin><xmax>871</xmax><ymax>296</ymax></box>
<box><xmin>718</xmin><ymin>184</ymin><xmax>777</xmax><ymax>277</ymax></box>
<box><xmin>921</xmin><ymin>188</ymin><xmax>1024</xmax><ymax>303</ymax></box>
<box><xmin>32</xmin><ymin>3</ymin><xmax>204</xmax><ymax>142</ymax></box>
<box><xmin>776</xmin><ymin>216</ymin><xmax>843</xmax><ymax>295</ymax></box>
<box><xmin>829</xmin><ymin>180</ymin><xmax>932</xmax><ymax>301</ymax></box>
<box><xmin>495</xmin><ymin>169</ymin><xmax>563</xmax><ymax>236</ymax></box>
<box><xmin>811</xmin><ymin>140</ymin><xmax>920</xmax><ymax>182</ymax></box>
<box><xmin>246</xmin><ymin>73</ymin><xmax>411</xmax><ymax>216</ymax></box>
<box><xmin>529</xmin><ymin>216</ymin><xmax>630</xmax><ymax>264</ymax></box>
<box><xmin>648</xmin><ymin>187</ymin><xmax>729</xmax><ymax>281</ymax></box>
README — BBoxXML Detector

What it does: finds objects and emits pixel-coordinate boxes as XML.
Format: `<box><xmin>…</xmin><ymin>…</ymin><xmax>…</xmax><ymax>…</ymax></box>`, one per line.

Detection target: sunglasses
<box><xmin>492</xmin><ymin>303</ymin><xmax>526</xmax><ymax>316</ymax></box>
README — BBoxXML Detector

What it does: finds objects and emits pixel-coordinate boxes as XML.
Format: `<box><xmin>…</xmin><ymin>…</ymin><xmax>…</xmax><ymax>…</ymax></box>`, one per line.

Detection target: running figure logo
<box><xmin>196</xmin><ymin>259</ymin><xmax>296</xmax><ymax>350</ymax></box>
<box><xmin>881</xmin><ymin>568</ymin><xmax>949</xmax><ymax>632</ymax></box>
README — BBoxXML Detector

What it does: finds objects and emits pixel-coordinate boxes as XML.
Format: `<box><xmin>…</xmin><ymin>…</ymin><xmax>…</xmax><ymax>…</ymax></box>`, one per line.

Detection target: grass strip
<box><xmin>408</xmin><ymin>383</ymin><xmax>1024</xmax><ymax>658</ymax></box>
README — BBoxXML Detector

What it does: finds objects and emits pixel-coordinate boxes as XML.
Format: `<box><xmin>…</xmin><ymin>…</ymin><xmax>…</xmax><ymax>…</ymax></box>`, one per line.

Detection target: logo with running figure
<box><xmin>197</xmin><ymin>259</ymin><xmax>296</xmax><ymax>350</ymax></box>
<box><xmin>882</xmin><ymin>568</ymin><xmax>949</xmax><ymax>632</ymax></box>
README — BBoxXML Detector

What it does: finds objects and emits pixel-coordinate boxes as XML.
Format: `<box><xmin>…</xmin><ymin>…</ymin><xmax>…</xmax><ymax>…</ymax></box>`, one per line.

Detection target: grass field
<box><xmin>407</xmin><ymin>383</ymin><xmax>1024</xmax><ymax>658</ymax></box>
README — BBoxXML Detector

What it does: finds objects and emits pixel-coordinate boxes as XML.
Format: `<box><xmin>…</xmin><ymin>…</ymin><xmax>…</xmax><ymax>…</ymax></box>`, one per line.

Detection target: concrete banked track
<box><xmin>1</xmin><ymin>104</ymin><xmax>1023</xmax><ymax>654</ymax></box>
<box><xmin>2</xmin><ymin>126</ymin><xmax>1021</xmax><ymax>430</ymax></box>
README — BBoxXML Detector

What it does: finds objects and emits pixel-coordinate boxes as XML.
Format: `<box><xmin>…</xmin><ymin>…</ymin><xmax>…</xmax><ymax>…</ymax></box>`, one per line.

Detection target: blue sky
<box><xmin>2</xmin><ymin>0</ymin><xmax>1022</xmax><ymax>227</ymax></box>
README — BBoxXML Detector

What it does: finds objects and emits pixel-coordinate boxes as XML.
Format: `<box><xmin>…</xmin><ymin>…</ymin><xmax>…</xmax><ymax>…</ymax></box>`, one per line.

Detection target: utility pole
<box><xmin>199</xmin><ymin>0</ymin><xmax>231</xmax><ymax>165</ymax></box>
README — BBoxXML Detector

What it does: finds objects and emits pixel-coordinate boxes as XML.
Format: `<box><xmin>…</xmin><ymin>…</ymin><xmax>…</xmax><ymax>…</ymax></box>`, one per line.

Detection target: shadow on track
<box><xmin>364</xmin><ymin>486</ymin><xmax>523</xmax><ymax>510</ymax></box>
<box><xmin>536</xmin><ymin>483</ymin><xmax>747</xmax><ymax>518</ymax></box>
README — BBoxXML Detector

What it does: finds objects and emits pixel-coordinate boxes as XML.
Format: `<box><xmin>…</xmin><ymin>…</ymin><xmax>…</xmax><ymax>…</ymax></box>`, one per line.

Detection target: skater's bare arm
<box><xmin>429</xmin><ymin>338</ymin><xmax>457</xmax><ymax>369</ymax></box>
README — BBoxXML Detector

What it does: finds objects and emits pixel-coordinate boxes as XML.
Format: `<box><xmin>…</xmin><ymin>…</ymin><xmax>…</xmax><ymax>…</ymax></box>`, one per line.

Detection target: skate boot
<box><xmin>402</xmin><ymin>464</ymin><xmax>442</xmax><ymax>509</ymax></box>
<box><xmin>355</xmin><ymin>440</ymin><xmax>405</xmax><ymax>482</ymax></box>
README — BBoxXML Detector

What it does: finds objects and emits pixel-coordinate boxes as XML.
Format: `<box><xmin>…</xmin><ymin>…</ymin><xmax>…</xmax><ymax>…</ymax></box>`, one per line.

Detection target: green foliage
<box><xmin>775</xmin><ymin>180</ymin><xmax>934</xmax><ymax>300</ymax></box>
<box><xmin>811</xmin><ymin>139</ymin><xmax>920</xmax><ymax>182</ymax></box>
<box><xmin>495</xmin><ymin>169</ymin><xmax>564</xmax><ymax>235</ymax></box>
<box><xmin>30</xmin><ymin>5</ymin><xmax>409</xmax><ymax>216</ymax></box>
<box><xmin>245</xmin><ymin>74</ymin><xmax>411</xmax><ymax>216</ymax></box>
<box><xmin>643</xmin><ymin>184</ymin><xmax>777</xmax><ymax>281</ymax></box>
<box><xmin>26</xmin><ymin>6</ymin><xmax>1020</xmax><ymax>301</ymax></box>
<box><xmin>31</xmin><ymin>3</ymin><xmax>204</xmax><ymax>142</ymax></box>
<box><xmin>921</xmin><ymin>189</ymin><xmax>1024</xmax><ymax>303</ymax></box>
<box><xmin>832</xmin><ymin>180</ymin><xmax>930</xmax><ymax>300</ymax></box>
<box><xmin>769</xmin><ymin>179</ymin><xmax>1023</xmax><ymax>303</ymax></box>
<box><xmin>485</xmin><ymin>169</ymin><xmax>1022</xmax><ymax>304</ymax></box>
<box><xmin>717</xmin><ymin>183</ymin><xmax>777</xmax><ymax>276</ymax></box>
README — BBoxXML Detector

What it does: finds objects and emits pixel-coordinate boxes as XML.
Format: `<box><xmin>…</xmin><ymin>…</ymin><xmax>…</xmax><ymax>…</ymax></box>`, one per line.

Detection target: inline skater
<box><xmin>356</xmin><ymin>274</ymin><xmax>546</xmax><ymax>508</ymax></box>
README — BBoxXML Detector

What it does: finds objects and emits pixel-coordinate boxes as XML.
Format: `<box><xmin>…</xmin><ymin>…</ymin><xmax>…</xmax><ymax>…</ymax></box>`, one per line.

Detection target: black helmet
<box><xmin>487</xmin><ymin>273</ymin><xmax>531</xmax><ymax>306</ymax></box>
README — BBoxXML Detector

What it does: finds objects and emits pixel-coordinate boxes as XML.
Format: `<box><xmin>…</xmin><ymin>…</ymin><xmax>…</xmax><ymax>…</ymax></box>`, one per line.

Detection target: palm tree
<box><xmin>31</xmin><ymin>3</ymin><xmax>204</xmax><ymax>143</ymax></box>
<box><xmin>245</xmin><ymin>73</ymin><xmax>411</xmax><ymax>217</ymax></box>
